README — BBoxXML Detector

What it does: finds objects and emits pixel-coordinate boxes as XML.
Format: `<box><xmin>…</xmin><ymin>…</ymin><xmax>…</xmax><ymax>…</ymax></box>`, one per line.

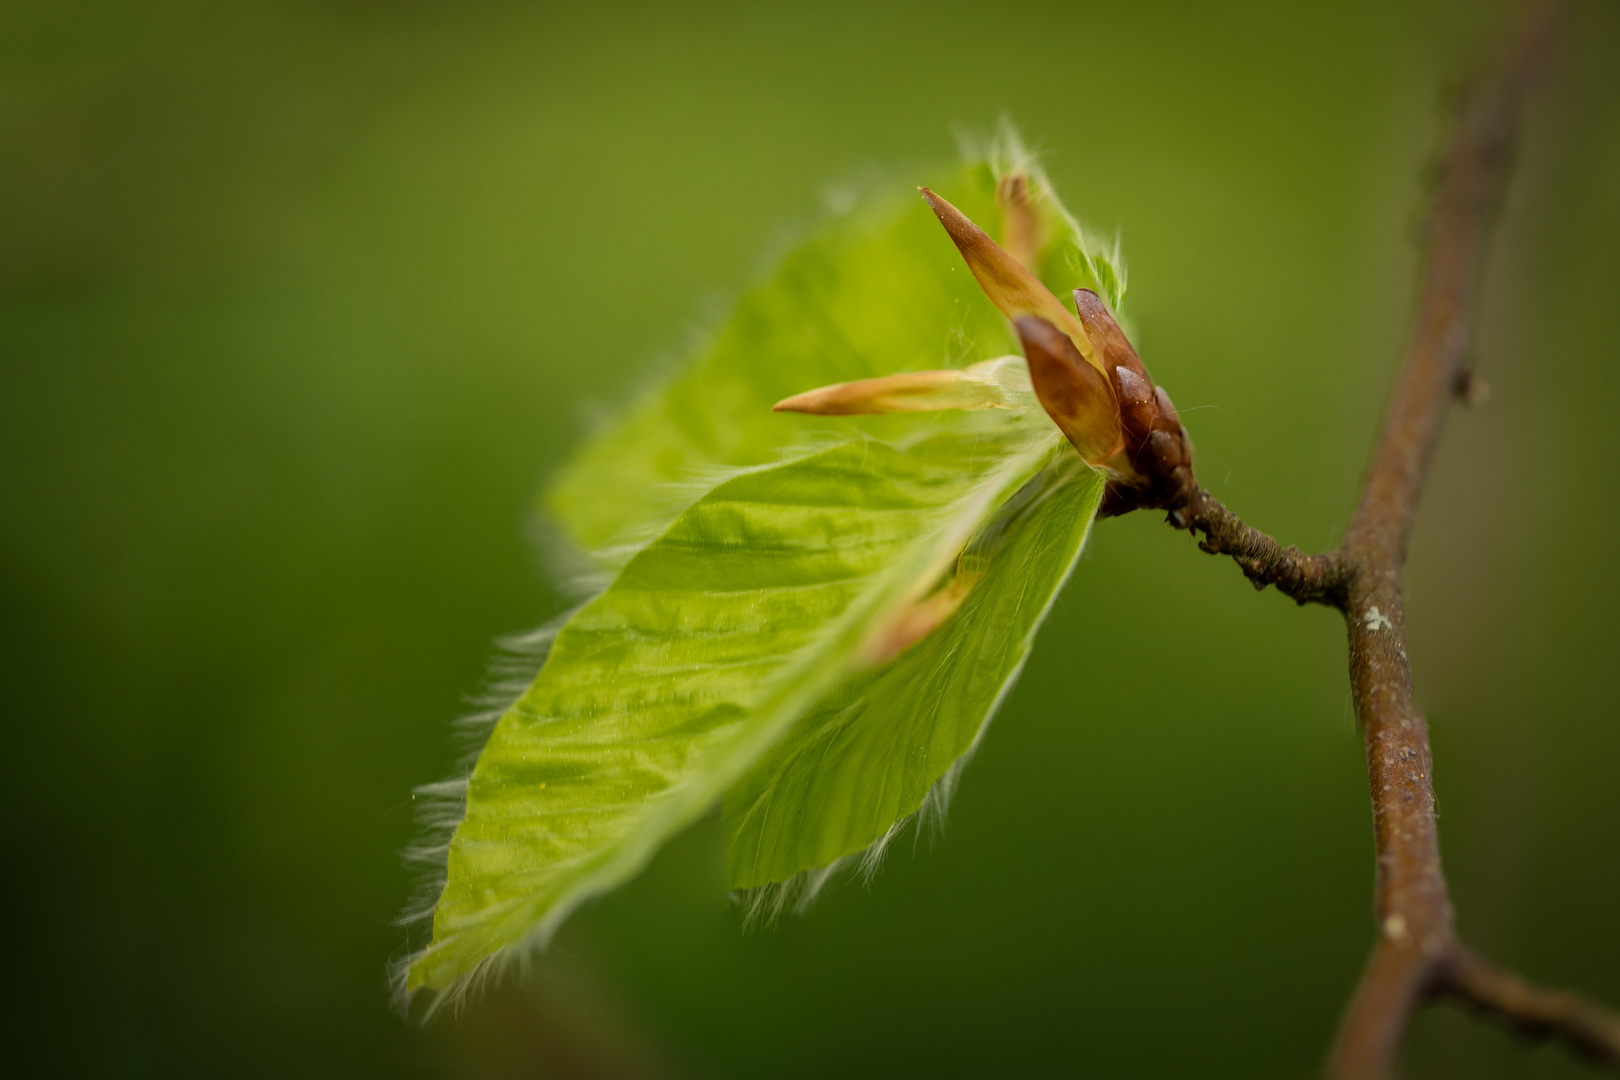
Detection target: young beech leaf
<box><xmin>403</xmin><ymin>141</ymin><xmax>1129</xmax><ymax>1003</ymax></box>
<box><xmin>725</xmin><ymin>451</ymin><xmax>1103</xmax><ymax>898</ymax></box>
<box><xmin>546</xmin><ymin>156</ymin><xmax>1123</xmax><ymax>569</ymax></box>
<box><xmin>408</xmin><ymin>419</ymin><xmax>1078</xmax><ymax>994</ymax></box>
<box><xmin>547</xmin><ymin>169</ymin><xmax>1012</xmax><ymax>569</ymax></box>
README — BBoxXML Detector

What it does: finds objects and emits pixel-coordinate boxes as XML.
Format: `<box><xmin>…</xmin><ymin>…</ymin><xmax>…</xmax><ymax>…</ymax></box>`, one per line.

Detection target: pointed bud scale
<box><xmin>1103</xmin><ymin>352</ymin><xmax>1160</xmax><ymax>457</ymax></box>
<box><xmin>1071</xmin><ymin>288</ymin><xmax>1153</xmax><ymax>386</ymax></box>
<box><xmin>773</xmin><ymin>356</ymin><xmax>1028</xmax><ymax>416</ymax></box>
<box><xmin>1013</xmin><ymin>315</ymin><xmax>1122</xmax><ymax>463</ymax></box>
<box><xmin>918</xmin><ymin>188</ymin><xmax>1107</xmax><ymax>378</ymax></box>
<box><xmin>1069</xmin><ymin>289</ymin><xmax>1196</xmax><ymax>512</ymax></box>
<box><xmin>995</xmin><ymin>171</ymin><xmax>1043</xmax><ymax>273</ymax></box>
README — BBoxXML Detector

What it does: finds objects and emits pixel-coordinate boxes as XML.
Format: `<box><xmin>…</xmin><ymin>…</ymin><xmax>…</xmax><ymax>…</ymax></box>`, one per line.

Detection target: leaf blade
<box><xmin>409</xmin><ymin>419</ymin><xmax>1064</xmax><ymax>993</ymax></box>
<box><xmin>408</xmin><ymin>139</ymin><xmax>1131</xmax><ymax>998</ymax></box>
<box><xmin>724</xmin><ymin>453</ymin><xmax>1105</xmax><ymax>890</ymax></box>
<box><xmin>547</xmin><ymin>170</ymin><xmax>1011</xmax><ymax>562</ymax></box>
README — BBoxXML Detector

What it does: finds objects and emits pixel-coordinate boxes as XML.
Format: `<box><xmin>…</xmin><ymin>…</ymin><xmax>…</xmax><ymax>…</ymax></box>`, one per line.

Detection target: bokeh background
<box><xmin>3</xmin><ymin>0</ymin><xmax>1617</xmax><ymax>1076</ymax></box>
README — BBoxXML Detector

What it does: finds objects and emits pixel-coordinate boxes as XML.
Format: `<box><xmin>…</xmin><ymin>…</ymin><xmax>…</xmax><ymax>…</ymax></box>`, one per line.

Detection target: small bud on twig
<box><xmin>1012</xmin><ymin>315</ymin><xmax>1123</xmax><ymax>464</ymax></box>
<box><xmin>778</xmin><ymin>189</ymin><xmax>1199</xmax><ymax>510</ymax></box>
<box><xmin>1070</xmin><ymin>289</ymin><xmax>1197</xmax><ymax>514</ymax></box>
<box><xmin>1454</xmin><ymin>368</ymin><xmax>1491</xmax><ymax>407</ymax></box>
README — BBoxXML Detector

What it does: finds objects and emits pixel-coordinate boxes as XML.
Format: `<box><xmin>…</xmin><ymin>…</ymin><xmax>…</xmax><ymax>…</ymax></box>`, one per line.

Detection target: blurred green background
<box><xmin>3</xmin><ymin>0</ymin><xmax>1616</xmax><ymax>1076</ymax></box>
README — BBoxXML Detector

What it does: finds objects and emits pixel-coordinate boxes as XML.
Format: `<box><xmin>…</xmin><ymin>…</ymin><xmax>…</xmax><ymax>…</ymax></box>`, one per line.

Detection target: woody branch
<box><xmin>1133</xmin><ymin>1</ymin><xmax>1620</xmax><ymax>1075</ymax></box>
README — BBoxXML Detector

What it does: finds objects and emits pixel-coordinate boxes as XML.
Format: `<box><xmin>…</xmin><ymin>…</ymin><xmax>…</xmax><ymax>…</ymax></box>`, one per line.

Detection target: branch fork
<box><xmin>1106</xmin><ymin>2</ymin><xmax>1620</xmax><ymax>1073</ymax></box>
<box><xmin>775</xmin><ymin>5</ymin><xmax>1609</xmax><ymax>1069</ymax></box>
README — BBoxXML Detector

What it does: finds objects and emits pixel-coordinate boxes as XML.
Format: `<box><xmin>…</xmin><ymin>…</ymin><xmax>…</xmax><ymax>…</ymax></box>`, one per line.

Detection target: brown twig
<box><xmin>1171</xmin><ymin>487</ymin><xmax>1346</xmax><ymax>606</ymax></box>
<box><xmin>1124</xmin><ymin>0</ymin><xmax>1620</xmax><ymax>1074</ymax></box>
<box><xmin>1437</xmin><ymin>949</ymin><xmax>1620</xmax><ymax>1066</ymax></box>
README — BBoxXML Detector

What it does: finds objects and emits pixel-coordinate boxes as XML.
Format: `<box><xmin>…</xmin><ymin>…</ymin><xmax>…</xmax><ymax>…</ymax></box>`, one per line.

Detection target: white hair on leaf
<box><xmin>392</xmin><ymin>435</ymin><xmax>883</xmax><ymax>1015</ymax></box>
<box><xmin>728</xmin><ymin>760</ymin><xmax>970</xmax><ymax>932</ymax></box>
<box><xmin>390</xmin><ymin>618</ymin><xmax>564</xmax><ymax>1017</ymax></box>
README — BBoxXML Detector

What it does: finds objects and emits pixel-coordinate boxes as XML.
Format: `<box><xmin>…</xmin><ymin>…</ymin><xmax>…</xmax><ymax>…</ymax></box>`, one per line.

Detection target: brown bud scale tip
<box><xmin>918</xmin><ymin>187</ymin><xmax>1105</xmax><ymax>377</ymax></box>
<box><xmin>1069</xmin><ymin>289</ymin><xmax>1196</xmax><ymax>515</ymax></box>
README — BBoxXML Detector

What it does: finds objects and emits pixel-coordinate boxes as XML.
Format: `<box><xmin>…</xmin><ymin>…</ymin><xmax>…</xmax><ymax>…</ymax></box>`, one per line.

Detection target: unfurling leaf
<box><xmin>402</xmin><ymin>138</ymin><xmax>1130</xmax><ymax>1004</ymax></box>
<box><xmin>408</xmin><ymin>425</ymin><xmax>1089</xmax><ymax>994</ymax></box>
<box><xmin>725</xmin><ymin>452</ymin><xmax>1102</xmax><ymax>893</ymax></box>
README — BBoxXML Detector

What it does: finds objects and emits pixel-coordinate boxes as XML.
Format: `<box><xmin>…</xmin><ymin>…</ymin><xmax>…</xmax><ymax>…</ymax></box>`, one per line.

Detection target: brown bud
<box><xmin>1111</xmin><ymin>365</ymin><xmax>1159</xmax><ymax>459</ymax></box>
<box><xmin>1072</xmin><ymin>288</ymin><xmax>1152</xmax><ymax>388</ymax></box>
<box><xmin>1147</xmin><ymin>428</ymin><xmax>1185</xmax><ymax>469</ymax></box>
<box><xmin>1112</xmin><ymin>365</ymin><xmax>1153</xmax><ymax>406</ymax></box>
<box><xmin>1154</xmin><ymin>386</ymin><xmax>1181</xmax><ymax>428</ymax></box>
<box><xmin>1071</xmin><ymin>289</ymin><xmax>1197</xmax><ymax>514</ymax></box>
<box><xmin>1013</xmin><ymin>315</ymin><xmax>1122</xmax><ymax>464</ymax></box>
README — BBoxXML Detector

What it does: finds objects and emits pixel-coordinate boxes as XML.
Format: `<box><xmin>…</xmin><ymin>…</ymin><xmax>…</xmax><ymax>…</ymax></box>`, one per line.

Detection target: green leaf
<box><xmin>546</xmin><ymin>154</ymin><xmax>1123</xmax><ymax>566</ymax></box>
<box><xmin>404</xmin><ymin>139</ymin><xmax>1127</xmax><ymax>1001</ymax></box>
<box><xmin>724</xmin><ymin>452</ymin><xmax>1103</xmax><ymax>899</ymax></box>
<box><xmin>409</xmin><ymin>417</ymin><xmax>1075</xmax><ymax>994</ymax></box>
<box><xmin>546</xmin><ymin>166</ymin><xmax>1012</xmax><ymax>566</ymax></box>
